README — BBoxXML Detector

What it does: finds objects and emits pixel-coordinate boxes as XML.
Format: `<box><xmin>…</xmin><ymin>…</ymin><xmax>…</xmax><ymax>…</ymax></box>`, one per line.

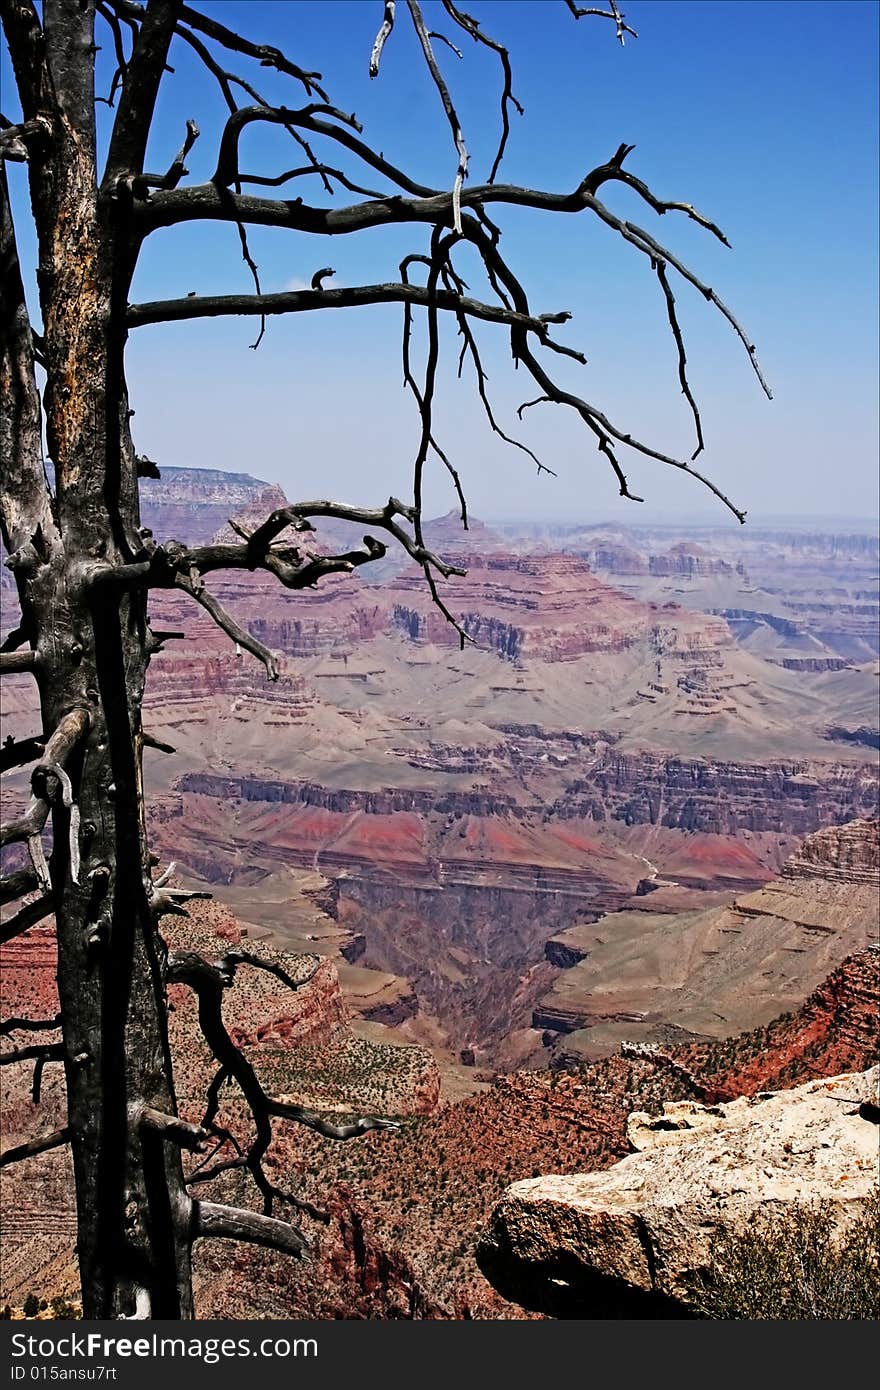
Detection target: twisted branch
<box><xmin>167</xmin><ymin>948</ymin><xmax>398</xmax><ymax>1224</ymax></box>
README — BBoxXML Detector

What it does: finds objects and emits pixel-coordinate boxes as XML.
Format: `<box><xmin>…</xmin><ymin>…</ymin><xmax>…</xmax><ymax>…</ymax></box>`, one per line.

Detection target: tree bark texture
<box><xmin>2</xmin><ymin>0</ymin><xmax>192</xmax><ymax>1319</ymax></box>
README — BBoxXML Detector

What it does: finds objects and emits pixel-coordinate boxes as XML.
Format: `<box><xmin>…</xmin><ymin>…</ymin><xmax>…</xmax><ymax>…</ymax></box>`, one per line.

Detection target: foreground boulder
<box><xmin>477</xmin><ymin>1066</ymin><xmax>879</xmax><ymax>1318</ymax></box>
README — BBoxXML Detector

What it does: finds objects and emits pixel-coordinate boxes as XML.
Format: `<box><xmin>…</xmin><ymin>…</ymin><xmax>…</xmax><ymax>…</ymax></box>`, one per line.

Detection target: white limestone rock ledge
<box><xmin>477</xmin><ymin>1067</ymin><xmax>879</xmax><ymax>1318</ymax></box>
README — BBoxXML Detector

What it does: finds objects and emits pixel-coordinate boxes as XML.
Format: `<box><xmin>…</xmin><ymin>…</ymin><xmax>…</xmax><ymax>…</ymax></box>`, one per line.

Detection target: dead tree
<box><xmin>0</xmin><ymin>0</ymin><xmax>769</xmax><ymax>1319</ymax></box>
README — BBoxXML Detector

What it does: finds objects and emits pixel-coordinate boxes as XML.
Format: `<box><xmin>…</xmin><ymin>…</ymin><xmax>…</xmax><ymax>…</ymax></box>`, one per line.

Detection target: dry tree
<box><xmin>0</xmin><ymin>0</ymin><xmax>769</xmax><ymax>1318</ymax></box>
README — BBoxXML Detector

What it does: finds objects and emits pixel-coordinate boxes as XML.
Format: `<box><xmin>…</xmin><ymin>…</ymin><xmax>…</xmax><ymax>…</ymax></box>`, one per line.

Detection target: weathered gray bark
<box><xmin>2</xmin><ymin>0</ymin><xmax>192</xmax><ymax>1320</ymax></box>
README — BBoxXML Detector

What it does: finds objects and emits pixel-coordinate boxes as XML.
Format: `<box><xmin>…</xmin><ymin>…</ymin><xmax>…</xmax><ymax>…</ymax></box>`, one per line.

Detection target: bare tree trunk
<box><xmin>2</xmin><ymin>0</ymin><xmax>194</xmax><ymax>1319</ymax></box>
<box><xmin>42</xmin><ymin>579</ymin><xmax>195</xmax><ymax>1318</ymax></box>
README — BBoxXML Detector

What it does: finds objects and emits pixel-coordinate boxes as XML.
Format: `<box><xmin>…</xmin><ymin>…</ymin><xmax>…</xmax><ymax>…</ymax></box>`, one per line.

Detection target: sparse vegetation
<box><xmin>687</xmin><ymin>1195</ymin><xmax>880</xmax><ymax>1320</ymax></box>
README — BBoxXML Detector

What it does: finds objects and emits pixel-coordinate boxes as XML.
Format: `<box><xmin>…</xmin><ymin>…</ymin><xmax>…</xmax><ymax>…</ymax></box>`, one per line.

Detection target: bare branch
<box><xmin>1</xmin><ymin>794</ymin><xmax>48</xmax><ymax>850</ymax></box>
<box><xmin>428</xmin><ymin>30</ymin><xmax>463</xmax><ymax>60</ymax></box>
<box><xmin>0</xmin><ymin>735</ymin><xmax>44</xmax><ymax>774</ymax></box>
<box><xmin>236</xmin><ymin>164</ymin><xmax>384</xmax><ymax>198</ymax></box>
<box><xmin>369</xmin><ymin>1</ymin><xmax>396</xmax><ymax>78</ymax></box>
<box><xmin>582</xmin><ymin>191</ymin><xmax>772</xmax><ymax>398</ymax></box>
<box><xmin>267</xmin><ymin>1098</ymin><xmax>400</xmax><ymax>1141</ymax></box>
<box><xmin>192</xmin><ymin>496</ymin><xmax>464</xmax><ymax>584</ymax></box>
<box><xmin>0</xmin><ymin>624</ymin><xmax>31</xmax><ymax>653</ymax></box>
<box><xmin>367</xmin><ymin>0</ymin><xmax>394</xmax><ymax>77</ymax></box>
<box><xmin>399</xmin><ymin>253</ymin><xmax>469</xmax><ymax>525</ymax></box>
<box><xmin>174</xmin><ymin>572</ymin><xmax>280</xmax><ymax>680</ymax></box>
<box><xmin>177</xmin><ymin>3</ymin><xmax>327</xmax><ymax>99</ymax></box>
<box><xmin>654</xmin><ymin>256</ymin><xmax>704</xmax><ymax>459</ymax></box>
<box><xmin>0</xmin><ymin>116</ymin><xmax>51</xmax><ymax>162</ymax></box>
<box><xmin>103</xmin><ymin>0</ymin><xmax>182</xmax><ymax>188</ymax></box>
<box><xmin>142</xmin><ymin>730</ymin><xmax>176</xmax><ymax>755</ymax></box>
<box><xmin>126</xmin><ymin>280</ymin><xmax>572</xmax><ymax>340</ymax></box>
<box><xmin>565</xmin><ymin>0</ymin><xmax>637</xmax><ymax>46</ymax></box>
<box><xmin>392</xmin><ymin>234</ymin><xmax>477</xmax><ymax>647</ymax></box>
<box><xmin>192</xmin><ymin>1200</ymin><xmax>309</xmax><ymax>1257</ymax></box>
<box><xmin>0</xmin><ymin>709</ymin><xmax>88</xmax><ymax>907</ymax></box>
<box><xmin>212</xmin><ymin>103</ymin><xmax>363</xmax><ymax>189</ymax></box>
<box><xmin>0</xmin><ymin>894</ymin><xmax>54</xmax><ymax>945</ymax></box>
<box><xmin>441</xmin><ymin>0</ymin><xmax>523</xmax><ymax>182</ymax></box>
<box><xmin>133</xmin><ymin>116</ymin><xmax>199</xmax><ymax>192</ymax></box>
<box><xmin>0</xmin><ymin>868</ymin><xmax>38</xmax><ymax>907</ymax></box>
<box><xmin>460</xmin><ymin>213</ymin><xmax>748</xmax><ymax>520</ymax></box>
<box><xmin>0</xmin><ymin>649</ymin><xmax>37</xmax><ymax>674</ymax></box>
<box><xmin>0</xmin><ymin>1013</ymin><xmax>61</xmax><ymax>1037</ymax></box>
<box><xmin>310</xmin><ymin>265</ymin><xmax>335</xmax><ymax>290</ymax></box>
<box><xmin>168</xmin><ymin>949</ymin><xmax>398</xmax><ymax>1221</ymax></box>
<box><xmin>444</xmin><ymin>264</ymin><xmax>555</xmax><ymax>478</ymax></box>
<box><xmin>0</xmin><ymin>1127</ymin><xmax>70</xmax><ymax>1169</ymax></box>
<box><xmin>133</xmin><ymin>1104</ymin><xmax>208</xmax><ymax>1151</ymax></box>
<box><xmin>407</xmin><ymin>0</ymin><xmax>468</xmax><ymax>231</ymax></box>
<box><xmin>0</xmin><ymin>1040</ymin><xmax>64</xmax><ymax>1068</ymax></box>
<box><xmin>95</xmin><ymin>0</ymin><xmax>131</xmax><ymax>108</ymax></box>
<box><xmin>584</xmin><ymin>149</ymin><xmax>731</xmax><ymax>247</ymax></box>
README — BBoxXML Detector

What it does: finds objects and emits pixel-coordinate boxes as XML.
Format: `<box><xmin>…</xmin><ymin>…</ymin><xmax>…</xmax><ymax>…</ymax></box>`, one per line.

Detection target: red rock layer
<box><xmin>680</xmin><ymin>947</ymin><xmax>880</xmax><ymax>1097</ymax></box>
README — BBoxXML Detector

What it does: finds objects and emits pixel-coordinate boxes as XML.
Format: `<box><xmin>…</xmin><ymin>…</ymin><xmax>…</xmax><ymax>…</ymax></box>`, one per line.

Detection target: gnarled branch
<box><xmin>192</xmin><ymin>1199</ymin><xmax>309</xmax><ymax>1257</ymax></box>
<box><xmin>167</xmin><ymin>948</ymin><xmax>397</xmax><ymax>1223</ymax></box>
<box><xmin>0</xmin><ymin>894</ymin><xmax>54</xmax><ymax>944</ymax></box>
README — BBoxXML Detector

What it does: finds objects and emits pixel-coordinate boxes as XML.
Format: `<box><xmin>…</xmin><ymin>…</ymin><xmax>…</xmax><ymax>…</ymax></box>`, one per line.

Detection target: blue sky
<box><xmin>3</xmin><ymin>0</ymin><xmax>878</xmax><ymax>524</ymax></box>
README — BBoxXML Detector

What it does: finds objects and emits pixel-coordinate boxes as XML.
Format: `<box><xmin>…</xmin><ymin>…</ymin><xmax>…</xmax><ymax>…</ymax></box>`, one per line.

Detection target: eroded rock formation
<box><xmin>477</xmin><ymin>1066</ymin><xmax>880</xmax><ymax>1317</ymax></box>
<box><xmin>537</xmin><ymin>819</ymin><xmax>879</xmax><ymax>1057</ymax></box>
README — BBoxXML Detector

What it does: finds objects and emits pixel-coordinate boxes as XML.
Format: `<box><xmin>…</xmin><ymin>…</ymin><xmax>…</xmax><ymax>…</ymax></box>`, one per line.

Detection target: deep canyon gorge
<box><xmin>1</xmin><ymin>467</ymin><xmax>877</xmax><ymax>1316</ymax></box>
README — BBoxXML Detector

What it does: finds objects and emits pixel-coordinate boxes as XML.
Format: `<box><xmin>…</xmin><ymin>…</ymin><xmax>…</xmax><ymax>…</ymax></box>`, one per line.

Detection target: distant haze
<box><xmin>4</xmin><ymin>1</ymin><xmax>878</xmax><ymax>525</ymax></box>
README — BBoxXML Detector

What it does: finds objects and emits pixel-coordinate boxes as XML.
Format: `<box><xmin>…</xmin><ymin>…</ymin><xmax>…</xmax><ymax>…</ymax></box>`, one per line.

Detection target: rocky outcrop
<box><xmin>477</xmin><ymin>1066</ymin><xmax>880</xmax><ymax>1317</ymax></box>
<box><xmin>389</xmin><ymin>551</ymin><xmax>732</xmax><ymax>664</ymax></box>
<box><xmin>776</xmin><ymin>656</ymin><xmax>851</xmax><ymax>672</ymax></box>
<box><xmin>824</xmin><ymin>725</ymin><xmax>880</xmax><ymax>751</ymax></box>
<box><xmin>781</xmin><ymin>817</ymin><xmax>879</xmax><ymax>883</ymax></box>
<box><xmin>648</xmin><ymin>544</ymin><xmax>737</xmax><ymax>579</ymax></box>
<box><xmin>680</xmin><ymin>947</ymin><xmax>880</xmax><ymax>1096</ymax></box>
<box><xmin>178</xmin><ymin>771</ymin><xmax>521</xmax><ymax>821</ymax></box>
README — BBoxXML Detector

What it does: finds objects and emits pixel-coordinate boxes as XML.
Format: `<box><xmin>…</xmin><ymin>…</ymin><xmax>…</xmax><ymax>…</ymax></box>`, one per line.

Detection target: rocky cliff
<box><xmin>555</xmin><ymin>751</ymin><xmax>878</xmax><ymax>834</ymax></box>
<box><xmin>477</xmin><ymin>1066</ymin><xmax>879</xmax><ymax>1318</ymax></box>
<box><xmin>679</xmin><ymin>945</ymin><xmax>879</xmax><ymax>1095</ymax></box>
<box><xmin>781</xmin><ymin>817</ymin><xmax>879</xmax><ymax>882</ymax></box>
<box><xmin>139</xmin><ymin>467</ymin><xmax>287</xmax><ymax>546</ymax></box>
<box><xmin>389</xmin><ymin>551</ymin><xmax>732</xmax><ymax>664</ymax></box>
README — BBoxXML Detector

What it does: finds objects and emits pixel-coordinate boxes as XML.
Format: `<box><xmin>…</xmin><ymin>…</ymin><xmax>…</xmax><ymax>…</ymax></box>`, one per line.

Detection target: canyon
<box><xmin>2</xmin><ymin>895</ymin><xmax>876</xmax><ymax>1317</ymax></box>
<box><xmin>536</xmin><ymin>818</ymin><xmax>879</xmax><ymax>1057</ymax></box>
<box><xmin>1</xmin><ymin>465</ymin><xmax>877</xmax><ymax>1317</ymax></box>
<box><xmin>131</xmin><ymin>470</ymin><xmax>877</xmax><ymax>1064</ymax></box>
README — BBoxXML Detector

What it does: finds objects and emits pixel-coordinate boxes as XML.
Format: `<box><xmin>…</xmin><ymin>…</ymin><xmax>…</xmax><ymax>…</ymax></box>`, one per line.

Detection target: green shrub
<box><xmin>23</xmin><ymin>1294</ymin><xmax>39</xmax><ymax>1318</ymax></box>
<box><xmin>50</xmin><ymin>1296</ymin><xmax>80</xmax><ymax>1320</ymax></box>
<box><xmin>687</xmin><ymin>1194</ymin><xmax>880</xmax><ymax>1320</ymax></box>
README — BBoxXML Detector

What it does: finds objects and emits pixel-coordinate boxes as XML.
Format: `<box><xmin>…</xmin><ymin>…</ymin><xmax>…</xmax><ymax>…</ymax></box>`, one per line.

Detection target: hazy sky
<box><xmin>4</xmin><ymin>1</ymin><xmax>878</xmax><ymax>525</ymax></box>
